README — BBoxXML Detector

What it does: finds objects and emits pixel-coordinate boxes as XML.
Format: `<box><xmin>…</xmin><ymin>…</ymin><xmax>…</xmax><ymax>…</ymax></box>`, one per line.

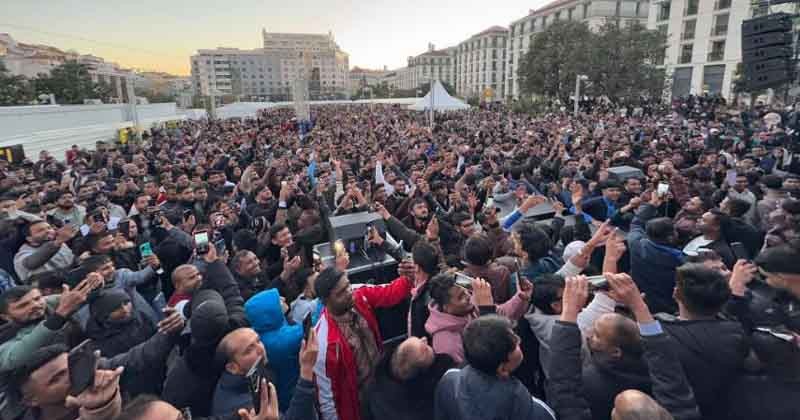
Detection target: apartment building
<box><xmin>453</xmin><ymin>26</ymin><xmax>508</xmax><ymax>101</ymax></box>
<box><xmin>506</xmin><ymin>0</ymin><xmax>650</xmax><ymax>99</ymax></box>
<box><xmin>191</xmin><ymin>30</ymin><xmax>350</xmax><ymax>101</ymax></box>
<box><xmin>649</xmin><ymin>0</ymin><xmax>794</xmax><ymax>99</ymax></box>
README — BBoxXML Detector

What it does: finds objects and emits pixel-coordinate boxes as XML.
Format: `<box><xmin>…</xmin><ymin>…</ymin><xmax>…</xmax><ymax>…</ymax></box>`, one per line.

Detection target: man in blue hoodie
<box><xmin>245</xmin><ymin>288</ymin><xmax>304</xmax><ymax>412</ymax></box>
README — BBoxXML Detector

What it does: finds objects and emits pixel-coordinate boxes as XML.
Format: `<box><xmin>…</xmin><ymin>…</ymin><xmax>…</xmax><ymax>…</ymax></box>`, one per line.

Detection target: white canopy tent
<box><xmin>408</xmin><ymin>80</ymin><xmax>469</xmax><ymax>111</ymax></box>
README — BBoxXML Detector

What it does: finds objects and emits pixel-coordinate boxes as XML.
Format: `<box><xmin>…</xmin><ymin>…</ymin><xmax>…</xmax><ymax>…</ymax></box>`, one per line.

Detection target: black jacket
<box><xmin>409</xmin><ymin>281</ymin><xmax>432</xmax><ymax>340</ymax></box>
<box><xmin>202</xmin><ymin>261</ymin><xmax>248</xmax><ymax>328</ymax></box>
<box><xmin>547</xmin><ymin>321</ymin><xmax>700</xmax><ymax>420</ymax></box>
<box><xmin>366</xmin><ymin>352</ymin><xmax>456</xmax><ymax>420</ymax></box>
<box><xmin>726</xmin><ymin>374</ymin><xmax>800</xmax><ymax>420</ymax></box>
<box><xmin>100</xmin><ymin>330</ymin><xmax>178</xmax><ymax>399</ymax></box>
<box><xmin>86</xmin><ymin>310</ymin><xmax>157</xmax><ymax>358</ymax></box>
<box><xmin>162</xmin><ymin>344</ymin><xmax>224</xmax><ymax>417</ymax></box>
<box><xmin>659</xmin><ymin>315</ymin><xmax>749</xmax><ymax>420</ymax></box>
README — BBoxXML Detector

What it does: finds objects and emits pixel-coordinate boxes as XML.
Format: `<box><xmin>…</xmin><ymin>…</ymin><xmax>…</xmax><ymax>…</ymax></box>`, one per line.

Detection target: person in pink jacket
<box><xmin>425</xmin><ymin>273</ymin><xmax>531</xmax><ymax>364</ymax></box>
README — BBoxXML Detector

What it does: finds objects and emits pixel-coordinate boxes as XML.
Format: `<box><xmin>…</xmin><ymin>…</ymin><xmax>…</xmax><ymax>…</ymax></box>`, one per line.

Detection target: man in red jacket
<box><xmin>313</xmin><ymin>266</ymin><xmax>412</xmax><ymax>420</ymax></box>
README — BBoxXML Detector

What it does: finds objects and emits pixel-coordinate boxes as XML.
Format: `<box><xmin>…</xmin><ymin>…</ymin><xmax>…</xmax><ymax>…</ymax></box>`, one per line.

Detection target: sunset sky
<box><xmin>2</xmin><ymin>0</ymin><xmax>551</xmax><ymax>76</ymax></box>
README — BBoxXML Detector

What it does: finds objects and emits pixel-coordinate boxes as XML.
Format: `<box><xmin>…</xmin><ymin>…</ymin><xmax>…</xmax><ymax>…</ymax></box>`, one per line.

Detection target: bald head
<box><xmin>172</xmin><ymin>264</ymin><xmax>201</xmax><ymax>294</ymax></box>
<box><xmin>612</xmin><ymin>390</ymin><xmax>672</xmax><ymax>420</ymax></box>
<box><xmin>216</xmin><ymin>327</ymin><xmax>265</xmax><ymax>376</ymax></box>
<box><xmin>391</xmin><ymin>337</ymin><xmax>435</xmax><ymax>381</ymax></box>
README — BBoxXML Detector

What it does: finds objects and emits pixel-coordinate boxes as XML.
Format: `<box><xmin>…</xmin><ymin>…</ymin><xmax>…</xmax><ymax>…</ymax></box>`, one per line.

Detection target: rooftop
<box><xmin>473</xmin><ymin>25</ymin><xmax>509</xmax><ymax>37</ymax></box>
<box><xmin>532</xmin><ymin>0</ymin><xmax>577</xmax><ymax>16</ymax></box>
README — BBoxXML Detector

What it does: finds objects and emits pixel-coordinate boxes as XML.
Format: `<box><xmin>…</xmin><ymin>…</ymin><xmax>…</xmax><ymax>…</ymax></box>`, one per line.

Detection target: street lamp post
<box><xmin>574</xmin><ymin>74</ymin><xmax>588</xmax><ymax>116</ymax></box>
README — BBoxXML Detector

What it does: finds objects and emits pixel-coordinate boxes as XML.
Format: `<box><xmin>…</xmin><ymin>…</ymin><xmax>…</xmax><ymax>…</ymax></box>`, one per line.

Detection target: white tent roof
<box><xmin>408</xmin><ymin>80</ymin><xmax>469</xmax><ymax>111</ymax></box>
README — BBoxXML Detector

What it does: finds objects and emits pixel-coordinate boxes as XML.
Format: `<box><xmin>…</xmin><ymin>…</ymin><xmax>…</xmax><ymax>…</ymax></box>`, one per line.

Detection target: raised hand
<box><xmin>561</xmin><ymin>275</ymin><xmax>589</xmax><ymax>323</ymax></box>
<box><xmin>471</xmin><ymin>277</ymin><xmax>494</xmax><ymax>307</ymax></box>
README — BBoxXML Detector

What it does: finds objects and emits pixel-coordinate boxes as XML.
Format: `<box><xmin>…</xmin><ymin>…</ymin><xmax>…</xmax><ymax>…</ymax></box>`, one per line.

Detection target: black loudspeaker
<box><xmin>328</xmin><ymin>212</ymin><xmax>386</xmax><ymax>242</ymax></box>
<box><xmin>741</xmin><ymin>13</ymin><xmax>795</xmax><ymax>91</ymax></box>
<box><xmin>607</xmin><ymin>165</ymin><xmax>645</xmax><ymax>182</ymax></box>
<box><xmin>0</xmin><ymin>145</ymin><xmax>25</xmax><ymax>163</ymax></box>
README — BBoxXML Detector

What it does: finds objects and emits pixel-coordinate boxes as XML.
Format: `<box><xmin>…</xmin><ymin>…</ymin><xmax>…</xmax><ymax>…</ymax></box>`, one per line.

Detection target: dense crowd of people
<box><xmin>0</xmin><ymin>94</ymin><xmax>799</xmax><ymax>420</ymax></box>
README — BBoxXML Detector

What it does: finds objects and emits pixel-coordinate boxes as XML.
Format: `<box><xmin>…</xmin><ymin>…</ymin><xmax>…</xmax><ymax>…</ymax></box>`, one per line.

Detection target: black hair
<box><xmin>531</xmin><ymin>274</ymin><xmax>565</xmax><ymax>315</ymax></box>
<box><xmin>315</xmin><ymin>267</ymin><xmax>345</xmax><ymax>302</ymax></box>
<box><xmin>451</xmin><ymin>212</ymin><xmax>472</xmax><ymax>228</ymax></box>
<box><xmin>233</xmin><ymin>229</ymin><xmax>258</xmax><ymax>252</ymax></box>
<box><xmin>645</xmin><ymin>217</ymin><xmax>675</xmax><ymax>245</ymax></box>
<box><xmin>0</xmin><ymin>286</ymin><xmax>35</xmax><ymax>314</ymax></box>
<box><xmin>86</xmin><ymin>231</ymin><xmax>113</xmax><ymax>251</ymax></box>
<box><xmin>762</xmin><ymin>174</ymin><xmax>783</xmax><ymax>190</ymax></box>
<box><xmin>81</xmin><ymin>254</ymin><xmax>112</xmax><ymax>273</ymax></box>
<box><xmin>117</xmin><ymin>394</ymin><xmax>163</xmax><ymax>420</ymax></box>
<box><xmin>464</xmin><ymin>234</ymin><xmax>492</xmax><ymax>266</ymax></box>
<box><xmin>516</xmin><ymin>221</ymin><xmax>552</xmax><ymax>261</ymax></box>
<box><xmin>28</xmin><ymin>270</ymin><xmax>67</xmax><ymax>292</ymax></box>
<box><xmin>291</xmin><ymin>267</ymin><xmax>315</xmax><ymax>293</ymax></box>
<box><xmin>675</xmin><ymin>263</ymin><xmax>730</xmax><ymax>317</ymax></box>
<box><xmin>8</xmin><ymin>344</ymin><xmax>69</xmax><ymax>402</ymax></box>
<box><xmin>411</xmin><ymin>241</ymin><xmax>439</xmax><ymax>277</ymax></box>
<box><xmin>462</xmin><ymin>315</ymin><xmax>516</xmax><ymax>376</ymax></box>
<box><xmin>725</xmin><ymin>198</ymin><xmax>751</xmax><ymax>218</ymax></box>
<box><xmin>429</xmin><ymin>272</ymin><xmax>458</xmax><ymax>309</ymax></box>
<box><xmin>755</xmin><ymin>240</ymin><xmax>800</xmax><ymax>275</ymax></box>
<box><xmin>21</xmin><ymin>220</ymin><xmax>47</xmax><ymax>239</ymax></box>
<box><xmin>269</xmin><ymin>222</ymin><xmax>288</xmax><ymax>239</ymax></box>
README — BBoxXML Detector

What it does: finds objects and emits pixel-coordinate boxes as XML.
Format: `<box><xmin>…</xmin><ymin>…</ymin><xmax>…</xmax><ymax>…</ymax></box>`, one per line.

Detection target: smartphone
<box><xmin>139</xmin><ymin>242</ymin><xmax>154</xmax><ymax>258</ymax></box>
<box><xmin>455</xmin><ymin>272</ymin><xmax>475</xmax><ymax>289</ymax></box>
<box><xmin>214</xmin><ymin>238</ymin><xmax>226</xmax><ymax>255</ymax></box>
<box><xmin>302</xmin><ymin>313</ymin><xmax>313</xmax><ymax>340</ymax></box>
<box><xmin>657</xmin><ymin>182</ymin><xmax>669</xmax><ymax>198</ymax></box>
<box><xmin>730</xmin><ymin>242</ymin><xmax>749</xmax><ymax>261</ymax></box>
<box><xmin>247</xmin><ymin>356</ymin><xmax>267</xmax><ymax>412</ymax></box>
<box><xmin>68</xmin><ymin>339</ymin><xmax>97</xmax><ymax>396</ymax></box>
<box><xmin>587</xmin><ymin>275</ymin><xmax>610</xmax><ymax>291</ymax></box>
<box><xmin>194</xmin><ymin>231</ymin><xmax>210</xmax><ymax>254</ymax></box>
<box><xmin>117</xmin><ymin>220</ymin><xmax>130</xmax><ymax>237</ymax></box>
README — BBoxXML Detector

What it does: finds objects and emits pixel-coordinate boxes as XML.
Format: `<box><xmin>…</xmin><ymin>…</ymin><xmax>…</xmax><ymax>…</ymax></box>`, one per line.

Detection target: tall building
<box><xmin>406</xmin><ymin>44</ymin><xmax>456</xmax><ymax>91</ymax></box>
<box><xmin>506</xmin><ymin>0</ymin><xmax>650</xmax><ymax>100</ymax></box>
<box><xmin>648</xmin><ymin>0</ymin><xmax>793</xmax><ymax>99</ymax></box>
<box><xmin>453</xmin><ymin>26</ymin><xmax>508</xmax><ymax>101</ymax></box>
<box><xmin>191</xmin><ymin>30</ymin><xmax>350</xmax><ymax>101</ymax></box>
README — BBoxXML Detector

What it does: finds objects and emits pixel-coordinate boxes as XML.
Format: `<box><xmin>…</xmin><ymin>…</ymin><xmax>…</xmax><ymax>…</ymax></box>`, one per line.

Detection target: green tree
<box><xmin>34</xmin><ymin>60</ymin><xmax>99</xmax><ymax>104</ymax></box>
<box><xmin>586</xmin><ymin>21</ymin><xmax>668</xmax><ymax>103</ymax></box>
<box><xmin>517</xmin><ymin>20</ymin><xmax>593</xmax><ymax>102</ymax></box>
<box><xmin>0</xmin><ymin>61</ymin><xmax>34</xmax><ymax>105</ymax></box>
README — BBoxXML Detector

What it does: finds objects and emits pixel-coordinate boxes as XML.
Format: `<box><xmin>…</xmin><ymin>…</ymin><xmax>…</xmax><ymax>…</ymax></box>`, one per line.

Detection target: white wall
<box><xmin>0</xmin><ymin>103</ymin><xmax>184</xmax><ymax>161</ymax></box>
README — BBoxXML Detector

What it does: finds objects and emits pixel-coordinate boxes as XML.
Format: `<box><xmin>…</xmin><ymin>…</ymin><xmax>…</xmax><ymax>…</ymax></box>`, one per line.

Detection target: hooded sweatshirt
<box><xmin>434</xmin><ymin>366</ymin><xmax>555</xmax><ymax>420</ymax></box>
<box><xmin>245</xmin><ymin>289</ymin><xmax>303</xmax><ymax>411</ymax></box>
<box><xmin>425</xmin><ymin>293</ymin><xmax>528</xmax><ymax>364</ymax></box>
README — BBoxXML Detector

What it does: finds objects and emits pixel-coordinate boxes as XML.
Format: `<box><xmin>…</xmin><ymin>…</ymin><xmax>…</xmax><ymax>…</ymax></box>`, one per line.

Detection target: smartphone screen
<box><xmin>68</xmin><ymin>339</ymin><xmax>97</xmax><ymax>396</ymax></box>
<box><xmin>247</xmin><ymin>356</ymin><xmax>266</xmax><ymax>412</ymax></box>
<box><xmin>587</xmin><ymin>275</ymin><xmax>610</xmax><ymax>291</ymax></box>
<box><xmin>303</xmin><ymin>313</ymin><xmax>313</xmax><ymax>340</ymax></box>
<box><xmin>194</xmin><ymin>231</ymin><xmax>210</xmax><ymax>253</ymax></box>
<box><xmin>657</xmin><ymin>182</ymin><xmax>669</xmax><ymax>198</ymax></box>
<box><xmin>139</xmin><ymin>242</ymin><xmax>154</xmax><ymax>258</ymax></box>
<box><xmin>454</xmin><ymin>272</ymin><xmax>474</xmax><ymax>289</ymax></box>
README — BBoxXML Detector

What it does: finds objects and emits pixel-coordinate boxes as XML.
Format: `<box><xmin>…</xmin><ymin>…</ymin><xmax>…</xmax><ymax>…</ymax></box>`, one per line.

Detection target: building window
<box><xmin>680</xmin><ymin>44</ymin><xmax>693</xmax><ymax>64</ymax></box>
<box><xmin>685</xmin><ymin>0</ymin><xmax>699</xmax><ymax>16</ymax></box>
<box><xmin>682</xmin><ymin>20</ymin><xmax>696</xmax><ymax>40</ymax></box>
<box><xmin>715</xmin><ymin>0</ymin><xmax>732</xmax><ymax>10</ymax></box>
<box><xmin>708</xmin><ymin>40</ymin><xmax>725</xmax><ymax>61</ymax></box>
<box><xmin>584</xmin><ymin>3</ymin><xmax>590</xmax><ymax>19</ymax></box>
<box><xmin>658</xmin><ymin>2</ymin><xmax>670</xmax><ymax>20</ymax></box>
<box><xmin>658</xmin><ymin>24</ymin><xmax>668</xmax><ymax>39</ymax></box>
<box><xmin>568</xmin><ymin>7</ymin><xmax>574</xmax><ymax>20</ymax></box>
<box><xmin>713</xmin><ymin>14</ymin><xmax>729</xmax><ymax>36</ymax></box>
<box><xmin>656</xmin><ymin>47</ymin><xmax>667</xmax><ymax>66</ymax></box>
